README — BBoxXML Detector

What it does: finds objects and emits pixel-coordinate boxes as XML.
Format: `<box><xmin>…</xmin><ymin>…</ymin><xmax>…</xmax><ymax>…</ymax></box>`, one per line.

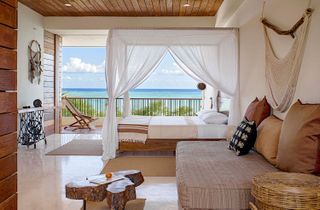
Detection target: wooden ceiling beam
<box><xmin>144</xmin><ymin>0</ymin><xmax>154</xmax><ymax>16</ymax></box>
<box><xmin>205</xmin><ymin>0</ymin><xmax>216</xmax><ymax>15</ymax></box>
<box><xmin>179</xmin><ymin>0</ymin><xmax>186</xmax><ymax>16</ymax></box>
<box><xmin>109</xmin><ymin>0</ymin><xmax>123</xmax><ymax>16</ymax></box>
<box><xmin>209</xmin><ymin>0</ymin><xmax>223</xmax><ymax>16</ymax></box>
<box><xmin>172</xmin><ymin>0</ymin><xmax>180</xmax><ymax>16</ymax></box>
<box><xmin>185</xmin><ymin>0</ymin><xmax>195</xmax><ymax>16</ymax></box>
<box><xmin>98</xmin><ymin>0</ymin><xmax>117</xmax><ymax>16</ymax></box>
<box><xmin>18</xmin><ymin>0</ymin><xmax>223</xmax><ymax>16</ymax></box>
<box><xmin>191</xmin><ymin>0</ymin><xmax>201</xmax><ymax>16</ymax></box>
<box><xmin>159</xmin><ymin>0</ymin><xmax>167</xmax><ymax>16</ymax></box>
<box><xmin>79</xmin><ymin>0</ymin><xmax>101</xmax><ymax>16</ymax></box>
<box><xmin>198</xmin><ymin>0</ymin><xmax>209</xmax><ymax>16</ymax></box>
<box><xmin>152</xmin><ymin>0</ymin><xmax>161</xmax><ymax>16</ymax></box>
<box><xmin>131</xmin><ymin>0</ymin><xmax>142</xmax><ymax>15</ymax></box>
<box><xmin>137</xmin><ymin>0</ymin><xmax>149</xmax><ymax>16</ymax></box>
<box><xmin>118</xmin><ymin>0</ymin><xmax>130</xmax><ymax>15</ymax></box>
<box><xmin>166</xmin><ymin>0</ymin><xmax>173</xmax><ymax>16</ymax></box>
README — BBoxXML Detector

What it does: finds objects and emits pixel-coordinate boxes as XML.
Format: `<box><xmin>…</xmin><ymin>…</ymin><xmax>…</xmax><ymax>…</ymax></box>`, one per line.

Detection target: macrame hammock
<box><xmin>261</xmin><ymin>6</ymin><xmax>313</xmax><ymax>112</ymax></box>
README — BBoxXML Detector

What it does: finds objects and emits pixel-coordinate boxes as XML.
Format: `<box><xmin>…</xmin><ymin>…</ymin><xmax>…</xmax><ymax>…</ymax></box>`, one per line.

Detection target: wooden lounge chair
<box><xmin>63</xmin><ymin>97</ymin><xmax>97</xmax><ymax>130</ymax></box>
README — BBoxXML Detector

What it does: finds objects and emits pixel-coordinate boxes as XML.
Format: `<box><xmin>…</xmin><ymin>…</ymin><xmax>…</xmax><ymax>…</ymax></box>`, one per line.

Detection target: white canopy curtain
<box><xmin>102</xmin><ymin>29</ymin><xmax>239</xmax><ymax>160</ymax></box>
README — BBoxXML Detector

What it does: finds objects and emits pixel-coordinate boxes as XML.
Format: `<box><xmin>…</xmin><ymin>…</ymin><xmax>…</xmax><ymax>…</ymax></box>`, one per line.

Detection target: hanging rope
<box><xmin>261</xmin><ymin>1</ymin><xmax>266</xmax><ymax>19</ymax></box>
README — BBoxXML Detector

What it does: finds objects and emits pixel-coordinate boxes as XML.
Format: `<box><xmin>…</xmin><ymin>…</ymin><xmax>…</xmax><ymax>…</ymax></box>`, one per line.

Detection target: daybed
<box><xmin>176</xmin><ymin>99</ymin><xmax>320</xmax><ymax>210</ymax></box>
<box><xmin>176</xmin><ymin>141</ymin><xmax>278</xmax><ymax>210</ymax></box>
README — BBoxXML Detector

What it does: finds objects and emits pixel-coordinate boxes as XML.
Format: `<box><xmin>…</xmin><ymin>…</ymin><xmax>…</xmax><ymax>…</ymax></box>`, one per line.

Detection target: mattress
<box><xmin>176</xmin><ymin>141</ymin><xmax>278</xmax><ymax>210</ymax></box>
<box><xmin>119</xmin><ymin>116</ymin><xmax>227</xmax><ymax>140</ymax></box>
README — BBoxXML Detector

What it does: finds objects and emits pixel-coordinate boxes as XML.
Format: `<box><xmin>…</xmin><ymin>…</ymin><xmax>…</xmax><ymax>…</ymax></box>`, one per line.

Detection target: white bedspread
<box><xmin>118</xmin><ymin>116</ymin><xmax>227</xmax><ymax>140</ymax></box>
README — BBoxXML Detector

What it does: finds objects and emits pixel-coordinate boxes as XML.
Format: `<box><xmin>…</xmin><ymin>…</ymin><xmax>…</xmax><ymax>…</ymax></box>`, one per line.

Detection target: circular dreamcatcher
<box><xmin>28</xmin><ymin>40</ymin><xmax>43</xmax><ymax>84</ymax></box>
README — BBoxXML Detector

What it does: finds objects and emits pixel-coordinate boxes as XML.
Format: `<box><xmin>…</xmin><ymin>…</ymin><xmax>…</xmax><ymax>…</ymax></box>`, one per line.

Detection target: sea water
<box><xmin>62</xmin><ymin>88</ymin><xmax>202</xmax><ymax>99</ymax></box>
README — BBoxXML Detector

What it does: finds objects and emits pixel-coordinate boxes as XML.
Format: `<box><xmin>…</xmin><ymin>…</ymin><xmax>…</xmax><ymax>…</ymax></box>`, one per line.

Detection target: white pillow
<box><xmin>200</xmin><ymin>111</ymin><xmax>228</xmax><ymax>124</ymax></box>
<box><xmin>196</xmin><ymin>109</ymin><xmax>215</xmax><ymax>118</ymax></box>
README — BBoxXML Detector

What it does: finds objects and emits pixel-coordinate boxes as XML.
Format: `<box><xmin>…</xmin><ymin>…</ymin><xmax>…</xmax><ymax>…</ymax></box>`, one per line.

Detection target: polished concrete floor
<box><xmin>18</xmin><ymin>134</ymin><xmax>178</xmax><ymax>210</ymax></box>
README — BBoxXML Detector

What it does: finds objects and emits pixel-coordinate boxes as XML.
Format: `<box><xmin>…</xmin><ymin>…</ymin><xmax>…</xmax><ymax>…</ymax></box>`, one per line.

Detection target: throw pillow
<box><xmin>254</xmin><ymin>115</ymin><xmax>283</xmax><ymax>165</ymax></box>
<box><xmin>244</xmin><ymin>97</ymin><xmax>259</xmax><ymax>120</ymax></box>
<box><xmin>228</xmin><ymin>119</ymin><xmax>257</xmax><ymax>156</ymax></box>
<box><xmin>201</xmin><ymin>111</ymin><xmax>228</xmax><ymax>124</ymax></box>
<box><xmin>276</xmin><ymin>100</ymin><xmax>320</xmax><ymax>174</ymax></box>
<box><xmin>196</xmin><ymin>109</ymin><xmax>214</xmax><ymax>118</ymax></box>
<box><xmin>244</xmin><ymin>96</ymin><xmax>271</xmax><ymax>126</ymax></box>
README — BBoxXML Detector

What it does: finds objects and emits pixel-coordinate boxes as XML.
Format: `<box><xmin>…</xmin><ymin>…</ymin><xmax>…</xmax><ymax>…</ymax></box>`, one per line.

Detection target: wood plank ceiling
<box><xmin>19</xmin><ymin>0</ymin><xmax>223</xmax><ymax>16</ymax></box>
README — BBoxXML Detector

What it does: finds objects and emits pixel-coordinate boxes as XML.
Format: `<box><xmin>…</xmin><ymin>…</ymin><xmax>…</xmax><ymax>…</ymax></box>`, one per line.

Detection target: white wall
<box><xmin>44</xmin><ymin>16</ymin><xmax>216</xmax><ymax>31</ymax></box>
<box><xmin>62</xmin><ymin>35</ymin><xmax>108</xmax><ymax>47</ymax></box>
<box><xmin>221</xmin><ymin>0</ymin><xmax>320</xmax><ymax>119</ymax></box>
<box><xmin>215</xmin><ymin>0</ymin><xmax>245</xmax><ymax>27</ymax></box>
<box><xmin>17</xmin><ymin>3</ymin><xmax>44</xmax><ymax>108</ymax></box>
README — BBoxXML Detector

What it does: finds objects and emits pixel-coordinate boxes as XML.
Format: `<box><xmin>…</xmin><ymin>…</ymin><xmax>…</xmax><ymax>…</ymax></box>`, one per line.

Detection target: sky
<box><xmin>62</xmin><ymin>47</ymin><xmax>198</xmax><ymax>89</ymax></box>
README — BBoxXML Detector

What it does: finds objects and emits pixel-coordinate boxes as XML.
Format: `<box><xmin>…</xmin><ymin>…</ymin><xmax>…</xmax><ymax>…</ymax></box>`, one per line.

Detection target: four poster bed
<box><xmin>117</xmin><ymin>92</ymin><xmax>230</xmax><ymax>152</ymax></box>
<box><xmin>101</xmin><ymin>28</ymin><xmax>240</xmax><ymax>160</ymax></box>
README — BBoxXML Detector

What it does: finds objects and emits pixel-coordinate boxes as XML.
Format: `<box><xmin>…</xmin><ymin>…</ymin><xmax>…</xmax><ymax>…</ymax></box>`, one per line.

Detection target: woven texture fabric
<box><xmin>264</xmin><ymin>10</ymin><xmax>312</xmax><ymax>112</ymax></box>
<box><xmin>176</xmin><ymin>141</ymin><xmax>278</xmax><ymax>210</ymax></box>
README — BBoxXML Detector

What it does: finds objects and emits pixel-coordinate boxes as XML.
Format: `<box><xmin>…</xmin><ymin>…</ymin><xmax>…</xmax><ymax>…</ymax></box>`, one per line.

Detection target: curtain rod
<box><xmin>107</xmin><ymin>27</ymin><xmax>238</xmax><ymax>30</ymax></box>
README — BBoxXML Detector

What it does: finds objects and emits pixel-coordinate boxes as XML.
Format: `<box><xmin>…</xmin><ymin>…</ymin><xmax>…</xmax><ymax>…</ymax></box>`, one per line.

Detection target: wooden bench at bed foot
<box><xmin>119</xmin><ymin>138</ymin><xmax>224</xmax><ymax>153</ymax></box>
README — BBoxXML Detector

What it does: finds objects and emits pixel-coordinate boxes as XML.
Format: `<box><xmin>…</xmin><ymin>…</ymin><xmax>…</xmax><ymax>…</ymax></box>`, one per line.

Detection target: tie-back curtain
<box><xmin>102</xmin><ymin>29</ymin><xmax>239</xmax><ymax>160</ymax></box>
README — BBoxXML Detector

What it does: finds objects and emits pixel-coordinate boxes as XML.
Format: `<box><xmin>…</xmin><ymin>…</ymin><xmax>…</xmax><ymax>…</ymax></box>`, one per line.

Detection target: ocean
<box><xmin>62</xmin><ymin>88</ymin><xmax>202</xmax><ymax>98</ymax></box>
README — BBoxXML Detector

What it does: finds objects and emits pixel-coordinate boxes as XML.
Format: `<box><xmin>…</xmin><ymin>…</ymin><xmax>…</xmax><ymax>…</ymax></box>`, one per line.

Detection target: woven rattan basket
<box><xmin>251</xmin><ymin>172</ymin><xmax>320</xmax><ymax>210</ymax></box>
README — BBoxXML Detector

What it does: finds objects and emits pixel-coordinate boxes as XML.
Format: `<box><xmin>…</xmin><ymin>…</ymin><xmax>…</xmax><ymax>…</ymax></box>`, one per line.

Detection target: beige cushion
<box><xmin>254</xmin><ymin>116</ymin><xmax>283</xmax><ymax>165</ymax></box>
<box><xmin>276</xmin><ymin>100</ymin><xmax>320</xmax><ymax>174</ymax></box>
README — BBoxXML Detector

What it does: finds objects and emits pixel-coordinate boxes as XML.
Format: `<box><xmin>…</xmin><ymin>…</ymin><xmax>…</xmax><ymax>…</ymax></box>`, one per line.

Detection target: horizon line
<box><xmin>62</xmin><ymin>88</ymin><xmax>200</xmax><ymax>90</ymax></box>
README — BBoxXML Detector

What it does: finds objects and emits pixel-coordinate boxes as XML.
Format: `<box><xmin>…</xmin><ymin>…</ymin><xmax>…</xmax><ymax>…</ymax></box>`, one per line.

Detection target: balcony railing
<box><xmin>62</xmin><ymin>97</ymin><xmax>202</xmax><ymax>117</ymax></box>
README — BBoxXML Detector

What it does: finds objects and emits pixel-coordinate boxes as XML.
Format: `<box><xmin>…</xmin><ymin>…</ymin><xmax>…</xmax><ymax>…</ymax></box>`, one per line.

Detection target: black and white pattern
<box><xmin>228</xmin><ymin>119</ymin><xmax>257</xmax><ymax>156</ymax></box>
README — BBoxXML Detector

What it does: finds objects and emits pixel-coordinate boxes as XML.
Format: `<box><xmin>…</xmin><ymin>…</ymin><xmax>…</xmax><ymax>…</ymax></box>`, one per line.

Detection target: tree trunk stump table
<box><xmin>66</xmin><ymin>170</ymin><xmax>144</xmax><ymax>210</ymax></box>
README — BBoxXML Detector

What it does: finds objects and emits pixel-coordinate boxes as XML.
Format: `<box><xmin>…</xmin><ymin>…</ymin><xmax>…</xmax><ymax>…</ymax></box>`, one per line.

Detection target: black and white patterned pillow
<box><xmin>228</xmin><ymin>119</ymin><xmax>257</xmax><ymax>156</ymax></box>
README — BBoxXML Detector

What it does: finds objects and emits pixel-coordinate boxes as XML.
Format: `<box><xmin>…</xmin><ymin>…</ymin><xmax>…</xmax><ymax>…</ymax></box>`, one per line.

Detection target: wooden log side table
<box><xmin>250</xmin><ymin>172</ymin><xmax>320</xmax><ymax>210</ymax></box>
<box><xmin>66</xmin><ymin>170</ymin><xmax>144</xmax><ymax>210</ymax></box>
